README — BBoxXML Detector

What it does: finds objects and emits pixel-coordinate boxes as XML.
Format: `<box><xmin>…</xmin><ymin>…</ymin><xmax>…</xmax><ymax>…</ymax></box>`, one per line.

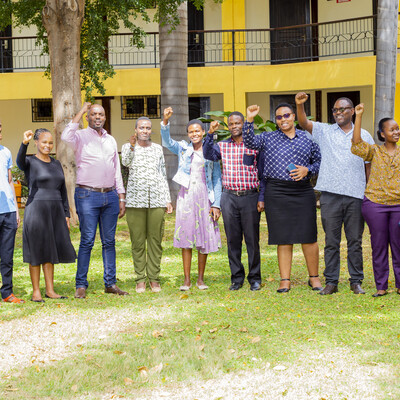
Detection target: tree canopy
<box><xmin>0</xmin><ymin>0</ymin><xmax>204</xmax><ymax>100</ymax></box>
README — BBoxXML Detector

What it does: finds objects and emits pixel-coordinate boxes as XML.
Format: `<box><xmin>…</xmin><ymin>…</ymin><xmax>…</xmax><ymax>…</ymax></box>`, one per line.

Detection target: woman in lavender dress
<box><xmin>161</xmin><ymin>107</ymin><xmax>222</xmax><ymax>291</ymax></box>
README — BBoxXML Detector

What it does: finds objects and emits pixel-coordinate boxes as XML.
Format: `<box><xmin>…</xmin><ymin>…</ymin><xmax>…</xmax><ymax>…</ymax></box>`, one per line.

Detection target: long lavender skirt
<box><xmin>174</xmin><ymin>172</ymin><xmax>221</xmax><ymax>254</ymax></box>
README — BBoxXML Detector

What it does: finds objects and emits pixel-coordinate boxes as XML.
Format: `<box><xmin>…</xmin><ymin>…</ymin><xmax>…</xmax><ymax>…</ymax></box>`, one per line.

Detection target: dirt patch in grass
<box><xmin>126</xmin><ymin>349</ymin><xmax>396</xmax><ymax>400</ymax></box>
<box><xmin>0</xmin><ymin>306</ymin><xmax>169</xmax><ymax>377</ymax></box>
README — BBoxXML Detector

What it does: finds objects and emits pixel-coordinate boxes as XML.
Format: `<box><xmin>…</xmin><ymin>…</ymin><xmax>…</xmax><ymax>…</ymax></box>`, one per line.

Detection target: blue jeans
<box><xmin>75</xmin><ymin>188</ymin><xmax>120</xmax><ymax>288</ymax></box>
<box><xmin>0</xmin><ymin>212</ymin><xmax>17</xmax><ymax>299</ymax></box>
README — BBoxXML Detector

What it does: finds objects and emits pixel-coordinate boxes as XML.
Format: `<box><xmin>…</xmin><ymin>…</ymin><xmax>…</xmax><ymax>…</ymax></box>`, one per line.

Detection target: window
<box><xmin>32</xmin><ymin>99</ymin><xmax>53</xmax><ymax>122</ymax></box>
<box><xmin>121</xmin><ymin>96</ymin><xmax>160</xmax><ymax>119</ymax></box>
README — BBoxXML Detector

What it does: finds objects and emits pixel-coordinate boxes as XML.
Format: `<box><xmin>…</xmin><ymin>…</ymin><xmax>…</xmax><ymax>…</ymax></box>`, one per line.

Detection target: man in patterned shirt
<box><xmin>203</xmin><ymin>112</ymin><xmax>263</xmax><ymax>291</ymax></box>
<box><xmin>296</xmin><ymin>92</ymin><xmax>375</xmax><ymax>295</ymax></box>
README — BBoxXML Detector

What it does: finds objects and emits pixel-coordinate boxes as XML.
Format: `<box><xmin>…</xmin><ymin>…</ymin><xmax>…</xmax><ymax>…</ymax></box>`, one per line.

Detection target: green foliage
<box><xmin>199</xmin><ymin>111</ymin><xmax>314</xmax><ymax>141</ymax></box>
<box><xmin>0</xmin><ymin>0</ymin><xmax>194</xmax><ymax>101</ymax></box>
<box><xmin>198</xmin><ymin>111</ymin><xmax>279</xmax><ymax>141</ymax></box>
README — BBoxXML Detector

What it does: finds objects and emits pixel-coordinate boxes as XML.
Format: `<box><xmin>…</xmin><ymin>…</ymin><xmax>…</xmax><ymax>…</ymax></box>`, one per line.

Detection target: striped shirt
<box><xmin>203</xmin><ymin>133</ymin><xmax>259</xmax><ymax>191</ymax></box>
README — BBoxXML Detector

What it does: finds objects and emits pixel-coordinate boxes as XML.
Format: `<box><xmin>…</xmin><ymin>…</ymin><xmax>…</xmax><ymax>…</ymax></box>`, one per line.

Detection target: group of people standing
<box><xmin>0</xmin><ymin>91</ymin><xmax>399</xmax><ymax>303</ymax></box>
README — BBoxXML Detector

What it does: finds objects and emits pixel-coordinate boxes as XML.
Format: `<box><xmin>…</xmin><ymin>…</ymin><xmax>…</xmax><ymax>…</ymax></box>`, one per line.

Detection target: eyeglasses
<box><xmin>332</xmin><ymin>107</ymin><xmax>352</xmax><ymax>114</ymax></box>
<box><xmin>275</xmin><ymin>113</ymin><xmax>292</xmax><ymax>120</ymax></box>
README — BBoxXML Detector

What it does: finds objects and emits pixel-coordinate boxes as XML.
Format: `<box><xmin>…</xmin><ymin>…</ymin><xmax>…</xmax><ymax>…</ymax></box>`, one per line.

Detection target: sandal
<box><xmin>3</xmin><ymin>294</ymin><xmax>25</xmax><ymax>304</ymax></box>
<box><xmin>277</xmin><ymin>279</ymin><xmax>290</xmax><ymax>293</ymax></box>
<box><xmin>308</xmin><ymin>275</ymin><xmax>323</xmax><ymax>291</ymax></box>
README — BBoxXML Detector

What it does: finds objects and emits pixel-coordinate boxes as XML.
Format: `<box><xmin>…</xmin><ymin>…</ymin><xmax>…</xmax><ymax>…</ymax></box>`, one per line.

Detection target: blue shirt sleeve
<box><xmin>203</xmin><ymin>133</ymin><xmax>221</xmax><ymax>161</ymax></box>
<box><xmin>242</xmin><ymin>121</ymin><xmax>265</xmax><ymax>151</ymax></box>
<box><xmin>160</xmin><ymin>122</ymin><xmax>181</xmax><ymax>155</ymax></box>
<box><xmin>211</xmin><ymin>161</ymin><xmax>222</xmax><ymax>208</ymax></box>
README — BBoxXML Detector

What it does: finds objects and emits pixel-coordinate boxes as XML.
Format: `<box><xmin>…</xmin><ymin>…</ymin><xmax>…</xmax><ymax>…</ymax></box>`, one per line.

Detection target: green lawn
<box><xmin>1</xmin><ymin>210</ymin><xmax>400</xmax><ymax>399</ymax></box>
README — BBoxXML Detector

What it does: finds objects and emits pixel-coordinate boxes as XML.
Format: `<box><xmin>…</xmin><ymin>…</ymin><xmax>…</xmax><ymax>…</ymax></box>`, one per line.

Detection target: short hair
<box><xmin>335</xmin><ymin>97</ymin><xmax>354</xmax><ymax>108</ymax></box>
<box><xmin>34</xmin><ymin>128</ymin><xmax>51</xmax><ymax>141</ymax></box>
<box><xmin>275</xmin><ymin>103</ymin><xmax>295</xmax><ymax>114</ymax></box>
<box><xmin>377</xmin><ymin>117</ymin><xmax>393</xmax><ymax>142</ymax></box>
<box><xmin>186</xmin><ymin>119</ymin><xmax>205</xmax><ymax>132</ymax></box>
<box><xmin>228</xmin><ymin>111</ymin><xmax>244</xmax><ymax>122</ymax></box>
<box><xmin>135</xmin><ymin>116</ymin><xmax>151</xmax><ymax>128</ymax></box>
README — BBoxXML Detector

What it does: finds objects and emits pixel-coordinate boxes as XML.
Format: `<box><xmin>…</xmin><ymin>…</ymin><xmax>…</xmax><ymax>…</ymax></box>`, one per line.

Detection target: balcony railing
<box><xmin>0</xmin><ymin>15</ymin><xmax>377</xmax><ymax>73</ymax></box>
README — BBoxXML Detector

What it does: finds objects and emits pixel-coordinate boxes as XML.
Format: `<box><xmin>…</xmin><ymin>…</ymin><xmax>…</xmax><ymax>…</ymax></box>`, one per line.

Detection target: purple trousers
<box><xmin>362</xmin><ymin>197</ymin><xmax>400</xmax><ymax>290</ymax></box>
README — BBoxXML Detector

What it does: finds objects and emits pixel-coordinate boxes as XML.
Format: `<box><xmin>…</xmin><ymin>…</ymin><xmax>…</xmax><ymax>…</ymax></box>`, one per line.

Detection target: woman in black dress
<box><xmin>17</xmin><ymin>128</ymin><xmax>76</xmax><ymax>302</ymax></box>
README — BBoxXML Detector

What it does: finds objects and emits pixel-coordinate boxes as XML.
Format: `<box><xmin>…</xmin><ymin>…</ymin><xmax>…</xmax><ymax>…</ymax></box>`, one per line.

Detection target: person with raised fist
<box><xmin>161</xmin><ymin>107</ymin><xmax>222</xmax><ymax>291</ymax></box>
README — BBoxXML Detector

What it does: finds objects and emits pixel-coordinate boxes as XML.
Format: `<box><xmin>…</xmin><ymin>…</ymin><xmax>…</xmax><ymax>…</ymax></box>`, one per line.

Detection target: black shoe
<box><xmin>350</xmin><ymin>283</ymin><xmax>366</xmax><ymax>294</ymax></box>
<box><xmin>277</xmin><ymin>279</ymin><xmax>290</xmax><ymax>293</ymax></box>
<box><xmin>31</xmin><ymin>298</ymin><xmax>45</xmax><ymax>303</ymax></box>
<box><xmin>250</xmin><ymin>282</ymin><xmax>261</xmax><ymax>291</ymax></box>
<box><xmin>319</xmin><ymin>284</ymin><xmax>338</xmax><ymax>295</ymax></box>
<box><xmin>308</xmin><ymin>275</ymin><xmax>323</xmax><ymax>291</ymax></box>
<box><xmin>229</xmin><ymin>282</ymin><xmax>243</xmax><ymax>291</ymax></box>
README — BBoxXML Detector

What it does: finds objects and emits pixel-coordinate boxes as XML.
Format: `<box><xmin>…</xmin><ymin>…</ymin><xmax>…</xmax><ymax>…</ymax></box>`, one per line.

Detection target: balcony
<box><xmin>0</xmin><ymin>15</ymin><xmax>377</xmax><ymax>73</ymax></box>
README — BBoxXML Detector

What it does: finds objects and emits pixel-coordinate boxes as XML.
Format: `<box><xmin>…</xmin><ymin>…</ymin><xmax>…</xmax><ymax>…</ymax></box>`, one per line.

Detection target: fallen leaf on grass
<box><xmin>138</xmin><ymin>366</ymin><xmax>148</xmax><ymax>378</ymax></box>
<box><xmin>114</xmin><ymin>350</ymin><xmax>126</xmax><ymax>355</ymax></box>
<box><xmin>152</xmin><ymin>330</ymin><xmax>164</xmax><ymax>338</ymax></box>
<box><xmin>251</xmin><ymin>336</ymin><xmax>261</xmax><ymax>343</ymax></box>
<box><xmin>50</xmin><ymin>322</ymin><xmax>57</xmax><ymax>326</ymax></box>
<box><xmin>317</xmin><ymin>322</ymin><xmax>327</xmax><ymax>327</ymax></box>
<box><xmin>201</xmin><ymin>321</ymin><xmax>209</xmax><ymax>325</ymax></box>
<box><xmin>228</xmin><ymin>349</ymin><xmax>236</xmax><ymax>353</ymax></box>
<box><xmin>209</xmin><ymin>327</ymin><xmax>218</xmax><ymax>333</ymax></box>
<box><xmin>175</xmin><ymin>328</ymin><xmax>185</xmax><ymax>332</ymax></box>
<box><xmin>273</xmin><ymin>365</ymin><xmax>287</xmax><ymax>371</ymax></box>
<box><xmin>34</xmin><ymin>365</ymin><xmax>40</xmax><ymax>372</ymax></box>
<box><xmin>199</xmin><ymin>344</ymin><xmax>205</xmax><ymax>352</ymax></box>
<box><xmin>239</xmin><ymin>327</ymin><xmax>248</xmax><ymax>332</ymax></box>
<box><xmin>180</xmin><ymin>294</ymin><xmax>188</xmax><ymax>300</ymax></box>
<box><xmin>124</xmin><ymin>377</ymin><xmax>134</xmax><ymax>385</ymax></box>
<box><xmin>196</xmin><ymin>327</ymin><xmax>201</xmax><ymax>332</ymax></box>
<box><xmin>223</xmin><ymin>324</ymin><xmax>231</xmax><ymax>329</ymax></box>
<box><xmin>71</xmin><ymin>385</ymin><xmax>78</xmax><ymax>392</ymax></box>
<box><xmin>266</xmin><ymin>276</ymin><xmax>275</xmax><ymax>282</ymax></box>
<box><xmin>5</xmin><ymin>388</ymin><xmax>18</xmax><ymax>392</ymax></box>
<box><xmin>195</xmin><ymin>335</ymin><xmax>201</xmax><ymax>341</ymax></box>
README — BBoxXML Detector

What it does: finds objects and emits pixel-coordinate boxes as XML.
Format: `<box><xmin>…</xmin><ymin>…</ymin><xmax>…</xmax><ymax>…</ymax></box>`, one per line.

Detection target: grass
<box><xmin>1</xmin><ymin>210</ymin><xmax>400</xmax><ymax>399</ymax></box>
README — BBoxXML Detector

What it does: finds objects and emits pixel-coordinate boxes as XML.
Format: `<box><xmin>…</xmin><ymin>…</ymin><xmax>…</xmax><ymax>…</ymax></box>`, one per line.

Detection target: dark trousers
<box><xmin>0</xmin><ymin>212</ymin><xmax>17</xmax><ymax>299</ymax></box>
<box><xmin>362</xmin><ymin>197</ymin><xmax>400</xmax><ymax>290</ymax></box>
<box><xmin>221</xmin><ymin>191</ymin><xmax>261</xmax><ymax>284</ymax></box>
<box><xmin>320</xmin><ymin>192</ymin><xmax>364</xmax><ymax>285</ymax></box>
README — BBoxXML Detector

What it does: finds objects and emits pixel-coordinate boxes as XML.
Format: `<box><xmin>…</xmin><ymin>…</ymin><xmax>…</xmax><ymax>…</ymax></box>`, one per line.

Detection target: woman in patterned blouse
<box><xmin>121</xmin><ymin>117</ymin><xmax>173</xmax><ymax>294</ymax></box>
<box><xmin>351</xmin><ymin>104</ymin><xmax>400</xmax><ymax>297</ymax></box>
<box><xmin>243</xmin><ymin>104</ymin><xmax>322</xmax><ymax>293</ymax></box>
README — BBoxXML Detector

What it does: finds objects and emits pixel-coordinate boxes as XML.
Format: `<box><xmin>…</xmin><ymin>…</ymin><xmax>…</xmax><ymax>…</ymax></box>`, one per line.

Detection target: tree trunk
<box><xmin>374</xmin><ymin>0</ymin><xmax>399</xmax><ymax>142</ymax></box>
<box><xmin>159</xmin><ymin>2</ymin><xmax>189</xmax><ymax>204</ymax></box>
<box><xmin>42</xmin><ymin>0</ymin><xmax>85</xmax><ymax>223</ymax></box>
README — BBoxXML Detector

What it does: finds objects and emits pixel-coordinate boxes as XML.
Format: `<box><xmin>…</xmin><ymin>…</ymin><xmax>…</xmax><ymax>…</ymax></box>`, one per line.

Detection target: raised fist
<box><xmin>209</xmin><ymin>120</ymin><xmax>220</xmax><ymax>134</ymax></box>
<box><xmin>163</xmin><ymin>107</ymin><xmax>173</xmax><ymax>123</ymax></box>
<box><xmin>295</xmin><ymin>92</ymin><xmax>308</xmax><ymax>105</ymax></box>
<box><xmin>247</xmin><ymin>105</ymin><xmax>260</xmax><ymax>122</ymax></box>
<box><xmin>23</xmin><ymin>130</ymin><xmax>34</xmax><ymax>145</ymax></box>
<box><xmin>355</xmin><ymin>103</ymin><xmax>364</xmax><ymax>115</ymax></box>
<box><xmin>81</xmin><ymin>102</ymin><xmax>92</xmax><ymax>114</ymax></box>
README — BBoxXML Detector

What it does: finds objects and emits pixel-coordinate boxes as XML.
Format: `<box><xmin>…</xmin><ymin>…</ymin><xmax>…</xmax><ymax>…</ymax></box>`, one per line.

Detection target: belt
<box><xmin>223</xmin><ymin>188</ymin><xmax>258</xmax><ymax>196</ymax></box>
<box><xmin>76</xmin><ymin>184</ymin><xmax>115</xmax><ymax>193</ymax></box>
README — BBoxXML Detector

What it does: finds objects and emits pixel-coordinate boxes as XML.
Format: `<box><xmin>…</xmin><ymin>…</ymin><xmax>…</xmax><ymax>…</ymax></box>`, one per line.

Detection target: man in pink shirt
<box><xmin>62</xmin><ymin>102</ymin><xmax>128</xmax><ymax>298</ymax></box>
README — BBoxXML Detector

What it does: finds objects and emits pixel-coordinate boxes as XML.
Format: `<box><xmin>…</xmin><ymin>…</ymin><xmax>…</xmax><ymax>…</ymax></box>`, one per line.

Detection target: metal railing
<box><xmin>0</xmin><ymin>15</ymin><xmax>377</xmax><ymax>73</ymax></box>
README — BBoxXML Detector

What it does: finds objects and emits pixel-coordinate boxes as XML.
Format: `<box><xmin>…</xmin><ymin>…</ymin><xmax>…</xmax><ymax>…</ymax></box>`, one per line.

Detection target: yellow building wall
<box><xmin>318</xmin><ymin>0</ymin><xmax>373</xmax><ymax>22</ymax></box>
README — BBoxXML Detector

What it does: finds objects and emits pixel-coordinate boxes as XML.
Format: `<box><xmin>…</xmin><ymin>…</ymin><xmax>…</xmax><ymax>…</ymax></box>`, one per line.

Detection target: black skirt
<box><xmin>23</xmin><ymin>197</ymin><xmax>76</xmax><ymax>265</ymax></box>
<box><xmin>264</xmin><ymin>178</ymin><xmax>317</xmax><ymax>245</ymax></box>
